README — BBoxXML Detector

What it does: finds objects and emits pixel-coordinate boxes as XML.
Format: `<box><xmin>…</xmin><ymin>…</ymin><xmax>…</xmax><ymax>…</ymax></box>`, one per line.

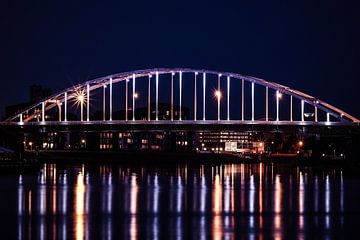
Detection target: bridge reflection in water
<box><xmin>14</xmin><ymin>163</ymin><xmax>355</xmax><ymax>239</ymax></box>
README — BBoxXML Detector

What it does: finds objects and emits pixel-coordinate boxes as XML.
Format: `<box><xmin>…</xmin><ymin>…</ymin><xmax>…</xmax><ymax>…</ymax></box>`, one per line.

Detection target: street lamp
<box><xmin>77</xmin><ymin>94</ymin><xmax>85</xmax><ymax>121</ymax></box>
<box><xmin>215</xmin><ymin>90</ymin><xmax>221</xmax><ymax>121</ymax></box>
<box><xmin>81</xmin><ymin>139</ymin><xmax>86</xmax><ymax>148</ymax></box>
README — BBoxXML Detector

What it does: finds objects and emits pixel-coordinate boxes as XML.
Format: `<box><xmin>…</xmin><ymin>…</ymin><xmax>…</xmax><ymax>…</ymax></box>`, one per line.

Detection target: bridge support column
<box><xmin>194</xmin><ymin>72</ymin><xmax>197</xmax><ymax>121</ymax></box>
<box><xmin>58</xmin><ymin>102</ymin><xmax>62</xmax><ymax>122</ymax></box>
<box><xmin>266</xmin><ymin>87</ymin><xmax>268</xmax><ymax>121</ymax></box>
<box><xmin>19</xmin><ymin>114</ymin><xmax>23</xmax><ymax>124</ymax></box>
<box><xmin>179</xmin><ymin>71</ymin><xmax>182</xmax><ymax>121</ymax></box>
<box><xmin>251</xmin><ymin>81</ymin><xmax>254</xmax><ymax>121</ymax></box>
<box><xmin>301</xmin><ymin>100</ymin><xmax>304</xmax><ymax>122</ymax></box>
<box><xmin>42</xmin><ymin>102</ymin><xmax>45</xmax><ymax>123</ymax></box>
<box><xmin>242</xmin><ymin>79</ymin><xmax>244</xmax><ymax>121</ymax></box>
<box><xmin>203</xmin><ymin>72</ymin><xmax>206</xmax><ymax>121</ymax></box>
<box><xmin>103</xmin><ymin>85</ymin><xmax>106</xmax><ymax>121</ymax></box>
<box><xmin>171</xmin><ymin>72</ymin><xmax>174</xmax><ymax>121</ymax></box>
<box><xmin>64</xmin><ymin>92</ymin><xmax>67</xmax><ymax>122</ymax></box>
<box><xmin>290</xmin><ymin>95</ymin><xmax>293</xmax><ymax>122</ymax></box>
<box><xmin>125</xmin><ymin>78</ymin><xmax>128</xmax><ymax>121</ymax></box>
<box><xmin>109</xmin><ymin>78</ymin><xmax>113</xmax><ymax>121</ymax></box>
<box><xmin>80</xmin><ymin>98</ymin><xmax>84</xmax><ymax>122</ymax></box>
<box><xmin>217</xmin><ymin>74</ymin><xmax>221</xmax><ymax>121</ymax></box>
<box><xmin>227</xmin><ymin>76</ymin><xmax>230</xmax><ymax>121</ymax></box>
<box><xmin>327</xmin><ymin>113</ymin><xmax>330</xmax><ymax>123</ymax></box>
<box><xmin>132</xmin><ymin>74</ymin><xmax>136</xmax><ymax>121</ymax></box>
<box><xmin>148</xmin><ymin>74</ymin><xmax>151</xmax><ymax>121</ymax></box>
<box><xmin>276</xmin><ymin>90</ymin><xmax>279</xmax><ymax>122</ymax></box>
<box><xmin>156</xmin><ymin>72</ymin><xmax>159</xmax><ymax>121</ymax></box>
<box><xmin>87</xmin><ymin>84</ymin><xmax>90</xmax><ymax>122</ymax></box>
<box><xmin>315</xmin><ymin>106</ymin><xmax>318</xmax><ymax>122</ymax></box>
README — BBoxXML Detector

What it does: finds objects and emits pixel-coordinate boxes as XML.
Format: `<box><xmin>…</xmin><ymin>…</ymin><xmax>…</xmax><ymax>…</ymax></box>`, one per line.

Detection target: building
<box><xmin>196</xmin><ymin>131</ymin><xmax>265</xmax><ymax>153</ymax></box>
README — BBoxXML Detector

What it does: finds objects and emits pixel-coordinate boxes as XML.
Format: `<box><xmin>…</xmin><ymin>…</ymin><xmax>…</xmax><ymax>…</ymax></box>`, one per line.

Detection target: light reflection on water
<box><xmin>9</xmin><ymin>163</ymin><xmax>360</xmax><ymax>239</ymax></box>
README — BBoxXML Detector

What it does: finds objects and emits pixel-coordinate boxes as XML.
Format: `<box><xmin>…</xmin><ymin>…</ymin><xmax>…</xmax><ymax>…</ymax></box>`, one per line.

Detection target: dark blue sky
<box><xmin>1</xmin><ymin>0</ymin><xmax>359</xmax><ymax>118</ymax></box>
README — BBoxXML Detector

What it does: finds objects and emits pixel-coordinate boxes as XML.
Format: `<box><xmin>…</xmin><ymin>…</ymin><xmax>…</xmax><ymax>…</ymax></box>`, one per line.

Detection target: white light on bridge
<box><xmin>214</xmin><ymin>90</ymin><xmax>221</xmax><ymax>98</ymax></box>
<box><xmin>77</xmin><ymin>93</ymin><xmax>85</xmax><ymax>122</ymax></box>
<box><xmin>215</xmin><ymin>90</ymin><xmax>221</xmax><ymax>121</ymax></box>
<box><xmin>276</xmin><ymin>90</ymin><xmax>281</xmax><ymax>122</ymax></box>
<box><xmin>77</xmin><ymin>94</ymin><xmax>85</xmax><ymax>103</ymax></box>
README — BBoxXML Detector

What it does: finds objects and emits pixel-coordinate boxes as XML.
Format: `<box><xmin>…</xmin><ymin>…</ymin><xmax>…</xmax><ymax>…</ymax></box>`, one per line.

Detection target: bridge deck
<box><xmin>0</xmin><ymin>120</ymin><xmax>358</xmax><ymax>127</ymax></box>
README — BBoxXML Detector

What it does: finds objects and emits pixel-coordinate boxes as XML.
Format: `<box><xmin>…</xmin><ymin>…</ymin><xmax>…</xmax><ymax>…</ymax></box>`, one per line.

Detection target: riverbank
<box><xmin>22</xmin><ymin>150</ymin><xmax>350</xmax><ymax>167</ymax></box>
<box><xmin>30</xmin><ymin>150</ymin><xmax>251</xmax><ymax>164</ymax></box>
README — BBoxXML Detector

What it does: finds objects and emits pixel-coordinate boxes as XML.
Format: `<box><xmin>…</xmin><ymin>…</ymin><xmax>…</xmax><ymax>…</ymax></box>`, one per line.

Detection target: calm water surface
<box><xmin>1</xmin><ymin>163</ymin><xmax>360</xmax><ymax>239</ymax></box>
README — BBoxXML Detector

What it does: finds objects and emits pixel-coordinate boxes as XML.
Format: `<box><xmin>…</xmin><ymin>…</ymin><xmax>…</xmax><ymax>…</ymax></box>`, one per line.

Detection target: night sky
<box><xmin>1</xmin><ymin>1</ymin><xmax>359</xmax><ymax>118</ymax></box>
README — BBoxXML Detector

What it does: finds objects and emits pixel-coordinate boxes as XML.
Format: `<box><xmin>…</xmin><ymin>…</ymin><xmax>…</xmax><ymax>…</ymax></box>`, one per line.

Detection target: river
<box><xmin>1</xmin><ymin>163</ymin><xmax>359</xmax><ymax>239</ymax></box>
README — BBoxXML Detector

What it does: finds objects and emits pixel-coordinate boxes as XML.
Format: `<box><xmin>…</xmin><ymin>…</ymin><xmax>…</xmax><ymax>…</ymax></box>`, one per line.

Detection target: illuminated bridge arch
<box><xmin>3</xmin><ymin>68</ymin><xmax>359</xmax><ymax>126</ymax></box>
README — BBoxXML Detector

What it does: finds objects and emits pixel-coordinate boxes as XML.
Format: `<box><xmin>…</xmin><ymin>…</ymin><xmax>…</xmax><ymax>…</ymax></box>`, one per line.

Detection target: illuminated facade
<box><xmin>197</xmin><ymin>131</ymin><xmax>265</xmax><ymax>153</ymax></box>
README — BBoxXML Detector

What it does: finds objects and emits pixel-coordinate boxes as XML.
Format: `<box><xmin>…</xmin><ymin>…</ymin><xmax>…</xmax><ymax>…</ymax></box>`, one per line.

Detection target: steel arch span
<box><xmin>3</xmin><ymin>68</ymin><xmax>359</xmax><ymax>126</ymax></box>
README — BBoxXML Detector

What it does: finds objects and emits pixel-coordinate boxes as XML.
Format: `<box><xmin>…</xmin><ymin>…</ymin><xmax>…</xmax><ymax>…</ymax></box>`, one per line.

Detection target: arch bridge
<box><xmin>2</xmin><ymin>68</ymin><xmax>359</xmax><ymax>129</ymax></box>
